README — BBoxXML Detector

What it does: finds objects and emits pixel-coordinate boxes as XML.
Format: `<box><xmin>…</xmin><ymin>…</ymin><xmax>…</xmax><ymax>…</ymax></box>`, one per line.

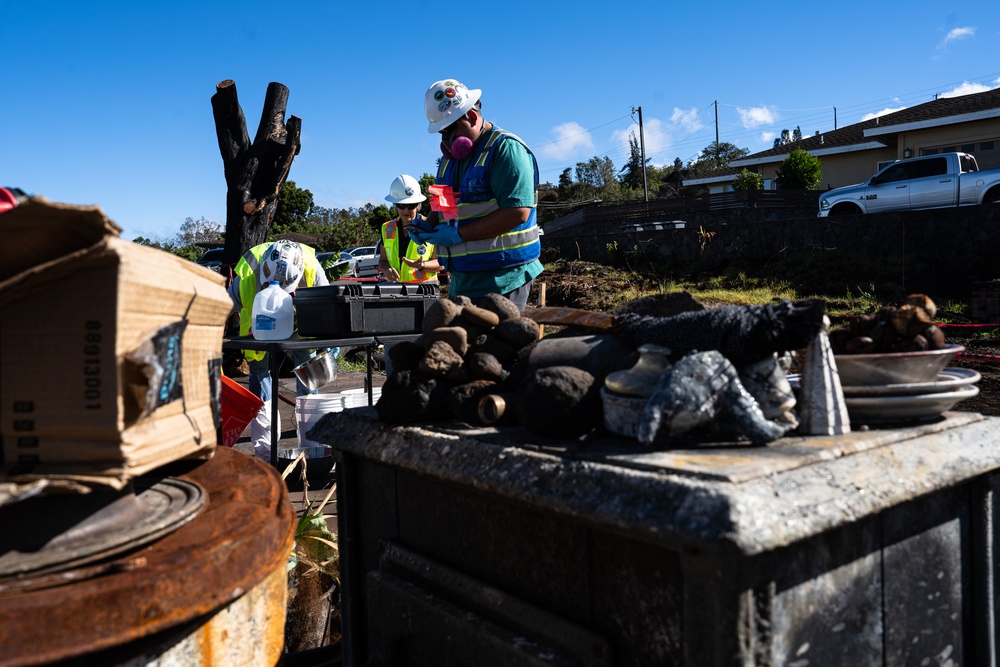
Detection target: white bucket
<box><xmin>295</xmin><ymin>387</ymin><xmax>383</xmax><ymax>447</ymax></box>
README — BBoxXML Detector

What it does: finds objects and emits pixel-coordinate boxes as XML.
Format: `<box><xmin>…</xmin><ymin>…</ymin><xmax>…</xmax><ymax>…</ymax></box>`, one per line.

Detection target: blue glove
<box><xmin>409</xmin><ymin>223</ymin><xmax>463</xmax><ymax>248</ymax></box>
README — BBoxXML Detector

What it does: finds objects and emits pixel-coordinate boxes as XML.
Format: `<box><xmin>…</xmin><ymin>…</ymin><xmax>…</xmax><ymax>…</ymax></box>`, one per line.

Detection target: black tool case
<box><xmin>294</xmin><ymin>281</ymin><xmax>439</xmax><ymax>337</ymax></box>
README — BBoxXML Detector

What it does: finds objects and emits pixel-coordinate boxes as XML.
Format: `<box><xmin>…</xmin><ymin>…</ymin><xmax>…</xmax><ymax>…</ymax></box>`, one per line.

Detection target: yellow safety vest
<box><xmin>234</xmin><ymin>242</ymin><xmax>320</xmax><ymax>361</ymax></box>
<box><xmin>381</xmin><ymin>217</ymin><xmax>437</xmax><ymax>283</ymax></box>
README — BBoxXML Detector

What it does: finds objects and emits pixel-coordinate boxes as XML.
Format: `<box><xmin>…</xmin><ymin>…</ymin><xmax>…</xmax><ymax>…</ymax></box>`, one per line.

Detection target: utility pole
<box><xmin>632</xmin><ymin>106</ymin><xmax>649</xmax><ymax>202</ymax></box>
<box><xmin>834</xmin><ymin>106</ymin><xmax>838</xmax><ymax>130</ymax></box>
<box><xmin>714</xmin><ymin>100</ymin><xmax>719</xmax><ymax>145</ymax></box>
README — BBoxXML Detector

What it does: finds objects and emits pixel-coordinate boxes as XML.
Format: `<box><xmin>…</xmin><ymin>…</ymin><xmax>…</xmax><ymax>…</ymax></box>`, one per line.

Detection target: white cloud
<box><xmin>941</xmin><ymin>26</ymin><xmax>975</xmax><ymax>47</ymax></box>
<box><xmin>537</xmin><ymin>122</ymin><xmax>594</xmax><ymax>160</ymax></box>
<box><xmin>940</xmin><ymin>80</ymin><xmax>998</xmax><ymax>98</ymax></box>
<box><xmin>737</xmin><ymin>105</ymin><xmax>778</xmax><ymax>129</ymax></box>
<box><xmin>609</xmin><ymin>111</ymin><xmax>701</xmax><ymax>167</ymax></box>
<box><xmin>610</xmin><ymin>118</ymin><xmax>666</xmax><ymax>159</ymax></box>
<box><xmin>861</xmin><ymin>106</ymin><xmax>907</xmax><ymax>122</ymax></box>
<box><xmin>760</xmin><ymin>131</ymin><xmax>776</xmax><ymax>144</ymax></box>
<box><xmin>670</xmin><ymin>107</ymin><xmax>703</xmax><ymax>134</ymax></box>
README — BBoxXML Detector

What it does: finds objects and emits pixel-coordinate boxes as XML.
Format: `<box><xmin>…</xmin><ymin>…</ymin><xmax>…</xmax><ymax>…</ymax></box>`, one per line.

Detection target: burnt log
<box><xmin>211</xmin><ymin>79</ymin><xmax>302</xmax><ymax>266</ymax></box>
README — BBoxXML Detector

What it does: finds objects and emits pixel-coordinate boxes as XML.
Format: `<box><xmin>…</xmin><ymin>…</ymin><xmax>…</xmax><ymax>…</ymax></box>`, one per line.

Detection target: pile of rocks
<box><xmin>375</xmin><ymin>295</ymin><xmax>636</xmax><ymax>438</ymax></box>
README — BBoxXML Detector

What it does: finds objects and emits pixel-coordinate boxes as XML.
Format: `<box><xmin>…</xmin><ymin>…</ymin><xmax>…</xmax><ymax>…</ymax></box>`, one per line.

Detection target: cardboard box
<box><xmin>0</xmin><ymin>198</ymin><xmax>232</xmax><ymax>491</ymax></box>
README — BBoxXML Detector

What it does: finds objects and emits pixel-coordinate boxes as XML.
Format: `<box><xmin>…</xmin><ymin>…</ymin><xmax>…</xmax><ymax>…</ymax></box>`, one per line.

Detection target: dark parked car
<box><xmin>195</xmin><ymin>248</ymin><xmax>225</xmax><ymax>273</ymax></box>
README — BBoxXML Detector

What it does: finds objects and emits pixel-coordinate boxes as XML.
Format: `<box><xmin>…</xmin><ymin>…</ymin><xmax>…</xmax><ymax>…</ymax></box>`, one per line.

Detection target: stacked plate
<box><xmin>837</xmin><ymin>367</ymin><xmax>979</xmax><ymax>424</ymax></box>
<box><xmin>836</xmin><ymin>345</ymin><xmax>977</xmax><ymax>424</ymax></box>
<box><xmin>791</xmin><ymin>345</ymin><xmax>980</xmax><ymax>425</ymax></box>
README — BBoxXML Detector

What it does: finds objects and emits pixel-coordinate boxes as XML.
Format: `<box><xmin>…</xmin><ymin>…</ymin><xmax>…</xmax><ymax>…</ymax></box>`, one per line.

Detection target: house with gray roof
<box><xmin>684</xmin><ymin>87</ymin><xmax>1000</xmax><ymax>192</ymax></box>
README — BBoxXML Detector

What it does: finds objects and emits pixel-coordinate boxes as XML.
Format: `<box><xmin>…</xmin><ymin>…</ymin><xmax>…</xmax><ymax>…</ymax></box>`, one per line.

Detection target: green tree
<box><xmin>688</xmin><ymin>141</ymin><xmax>750</xmax><ymax>179</ymax></box>
<box><xmin>417</xmin><ymin>172</ymin><xmax>435</xmax><ymax>218</ymax></box>
<box><xmin>775</xmin><ymin>148</ymin><xmax>822</xmax><ymax>190</ymax></box>
<box><xmin>731</xmin><ymin>169</ymin><xmax>764</xmax><ymax>191</ymax></box>
<box><xmin>772</xmin><ymin>126</ymin><xmax>803</xmax><ymax>148</ymax></box>
<box><xmin>558</xmin><ymin>167</ymin><xmax>573</xmax><ymax>189</ymax></box>
<box><xmin>618</xmin><ymin>133</ymin><xmax>650</xmax><ymax>192</ymax></box>
<box><xmin>575</xmin><ymin>156</ymin><xmax>620</xmax><ymax>200</ymax></box>
<box><xmin>272</xmin><ymin>181</ymin><xmax>315</xmax><ymax>235</ymax></box>
<box><xmin>176</xmin><ymin>216</ymin><xmax>222</xmax><ymax>245</ymax></box>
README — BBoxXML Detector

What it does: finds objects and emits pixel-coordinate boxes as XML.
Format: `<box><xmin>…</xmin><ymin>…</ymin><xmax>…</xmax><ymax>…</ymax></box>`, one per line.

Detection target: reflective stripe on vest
<box><xmin>436</xmin><ymin>127</ymin><xmax>541</xmax><ymax>272</ymax></box>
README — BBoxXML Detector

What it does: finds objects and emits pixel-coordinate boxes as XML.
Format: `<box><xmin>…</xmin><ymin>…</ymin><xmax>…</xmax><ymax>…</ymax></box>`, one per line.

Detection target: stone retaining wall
<box><xmin>543</xmin><ymin>205</ymin><xmax>1000</xmax><ymax>303</ymax></box>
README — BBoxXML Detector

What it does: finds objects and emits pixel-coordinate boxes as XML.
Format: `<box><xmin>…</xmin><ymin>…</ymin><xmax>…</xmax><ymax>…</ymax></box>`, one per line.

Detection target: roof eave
<box><xmin>730</xmin><ymin>141</ymin><xmax>888</xmax><ymax>168</ymax></box>
<box><xmin>865</xmin><ymin>108</ymin><xmax>1000</xmax><ymax>137</ymax></box>
<box><xmin>682</xmin><ymin>174</ymin><xmax>736</xmax><ymax>186</ymax></box>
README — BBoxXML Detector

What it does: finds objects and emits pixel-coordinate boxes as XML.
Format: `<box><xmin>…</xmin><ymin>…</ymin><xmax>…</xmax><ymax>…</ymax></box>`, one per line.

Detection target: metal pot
<box><xmin>292</xmin><ymin>351</ymin><xmax>338</xmax><ymax>391</ymax></box>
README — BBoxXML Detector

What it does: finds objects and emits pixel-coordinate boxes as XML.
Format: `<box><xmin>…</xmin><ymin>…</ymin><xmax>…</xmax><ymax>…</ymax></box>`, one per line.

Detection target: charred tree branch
<box><xmin>211</xmin><ymin>80</ymin><xmax>301</xmax><ymax>267</ymax></box>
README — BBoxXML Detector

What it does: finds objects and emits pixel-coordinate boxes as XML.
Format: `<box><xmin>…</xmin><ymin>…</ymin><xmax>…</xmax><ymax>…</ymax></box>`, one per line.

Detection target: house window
<box><xmin>961</xmin><ymin>143</ymin><xmax>976</xmax><ymax>153</ymax></box>
<box><xmin>876</xmin><ymin>160</ymin><xmax>897</xmax><ymax>171</ymax></box>
<box><xmin>921</xmin><ymin>148</ymin><xmax>938</xmax><ymax>155</ymax></box>
<box><xmin>982</xmin><ymin>141</ymin><xmax>995</xmax><ymax>151</ymax></box>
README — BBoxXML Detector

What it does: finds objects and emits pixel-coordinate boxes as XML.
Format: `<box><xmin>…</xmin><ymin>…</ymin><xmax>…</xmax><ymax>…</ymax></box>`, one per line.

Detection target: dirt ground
<box><xmin>942</xmin><ymin>331</ymin><xmax>1000</xmax><ymax>417</ymax></box>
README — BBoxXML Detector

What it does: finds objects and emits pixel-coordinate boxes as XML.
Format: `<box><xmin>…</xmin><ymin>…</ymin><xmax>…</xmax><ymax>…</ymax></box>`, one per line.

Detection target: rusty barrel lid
<box><xmin>0</xmin><ymin>447</ymin><xmax>296</xmax><ymax>666</ymax></box>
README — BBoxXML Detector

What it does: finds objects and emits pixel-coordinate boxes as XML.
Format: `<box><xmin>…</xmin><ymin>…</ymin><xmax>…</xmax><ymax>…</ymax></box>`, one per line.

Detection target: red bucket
<box><xmin>220</xmin><ymin>375</ymin><xmax>264</xmax><ymax>448</ymax></box>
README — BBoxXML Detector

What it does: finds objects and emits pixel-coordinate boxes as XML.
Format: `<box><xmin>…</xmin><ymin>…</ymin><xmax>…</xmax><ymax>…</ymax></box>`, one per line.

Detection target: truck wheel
<box><xmin>830</xmin><ymin>203</ymin><xmax>862</xmax><ymax>216</ymax></box>
<box><xmin>984</xmin><ymin>187</ymin><xmax>1000</xmax><ymax>204</ymax></box>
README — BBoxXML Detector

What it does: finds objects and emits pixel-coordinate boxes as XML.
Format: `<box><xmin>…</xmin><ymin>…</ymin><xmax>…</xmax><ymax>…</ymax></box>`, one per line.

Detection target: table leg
<box><xmin>366</xmin><ymin>343</ymin><xmax>374</xmax><ymax>407</ymax></box>
<box><xmin>269</xmin><ymin>351</ymin><xmax>280</xmax><ymax>467</ymax></box>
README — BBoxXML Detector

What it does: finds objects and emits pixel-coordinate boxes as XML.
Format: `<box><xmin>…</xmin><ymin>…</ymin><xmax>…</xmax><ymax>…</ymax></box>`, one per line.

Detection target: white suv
<box><xmin>354</xmin><ymin>242</ymin><xmax>382</xmax><ymax>278</ymax></box>
<box><xmin>338</xmin><ymin>245</ymin><xmax>377</xmax><ymax>275</ymax></box>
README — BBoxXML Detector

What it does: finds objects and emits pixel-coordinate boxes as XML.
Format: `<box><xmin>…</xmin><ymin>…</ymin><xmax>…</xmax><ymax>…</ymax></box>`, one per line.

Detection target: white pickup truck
<box><xmin>817</xmin><ymin>152</ymin><xmax>1000</xmax><ymax>217</ymax></box>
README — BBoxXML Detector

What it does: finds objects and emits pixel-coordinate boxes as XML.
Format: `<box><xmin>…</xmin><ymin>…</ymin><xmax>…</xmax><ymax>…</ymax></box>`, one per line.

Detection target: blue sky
<box><xmin>3</xmin><ymin>1</ymin><xmax>998</xmax><ymax>242</ymax></box>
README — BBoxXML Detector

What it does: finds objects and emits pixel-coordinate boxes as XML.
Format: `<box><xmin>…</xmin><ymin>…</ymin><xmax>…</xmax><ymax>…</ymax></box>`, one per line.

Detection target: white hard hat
<box><xmin>260</xmin><ymin>240</ymin><xmax>305</xmax><ymax>292</ymax></box>
<box><xmin>385</xmin><ymin>174</ymin><xmax>427</xmax><ymax>204</ymax></box>
<box><xmin>425</xmin><ymin>79</ymin><xmax>482</xmax><ymax>133</ymax></box>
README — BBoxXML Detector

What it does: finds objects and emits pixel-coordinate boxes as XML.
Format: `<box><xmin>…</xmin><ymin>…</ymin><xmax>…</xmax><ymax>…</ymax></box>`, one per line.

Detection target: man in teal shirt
<box><xmin>411</xmin><ymin>78</ymin><xmax>543</xmax><ymax>311</ymax></box>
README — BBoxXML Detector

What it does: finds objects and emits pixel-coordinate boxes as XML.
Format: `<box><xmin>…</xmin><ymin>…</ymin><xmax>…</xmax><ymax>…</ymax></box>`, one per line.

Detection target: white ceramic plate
<box><xmin>841</xmin><ymin>367</ymin><xmax>980</xmax><ymax>397</ymax></box>
<box><xmin>844</xmin><ymin>384</ymin><xmax>980</xmax><ymax>424</ymax></box>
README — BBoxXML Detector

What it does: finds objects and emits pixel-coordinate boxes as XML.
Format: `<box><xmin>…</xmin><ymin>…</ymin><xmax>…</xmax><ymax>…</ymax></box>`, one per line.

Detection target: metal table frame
<box><xmin>222</xmin><ymin>333</ymin><xmax>419</xmax><ymax>466</ymax></box>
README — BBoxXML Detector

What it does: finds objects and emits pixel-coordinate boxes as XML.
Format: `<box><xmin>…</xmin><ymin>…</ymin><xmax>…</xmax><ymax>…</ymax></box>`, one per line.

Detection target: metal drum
<box><xmin>0</xmin><ymin>447</ymin><xmax>296</xmax><ymax>666</ymax></box>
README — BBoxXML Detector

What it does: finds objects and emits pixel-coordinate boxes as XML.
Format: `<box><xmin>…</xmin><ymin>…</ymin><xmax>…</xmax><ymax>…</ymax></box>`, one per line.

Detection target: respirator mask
<box><xmin>439</xmin><ymin>116</ymin><xmax>478</xmax><ymax>160</ymax></box>
<box><xmin>440</xmin><ymin>134</ymin><xmax>474</xmax><ymax>160</ymax></box>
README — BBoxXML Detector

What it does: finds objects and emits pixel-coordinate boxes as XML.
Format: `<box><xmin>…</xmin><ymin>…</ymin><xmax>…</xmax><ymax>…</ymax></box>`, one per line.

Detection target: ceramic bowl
<box><xmin>834</xmin><ymin>344</ymin><xmax>964</xmax><ymax>386</ymax></box>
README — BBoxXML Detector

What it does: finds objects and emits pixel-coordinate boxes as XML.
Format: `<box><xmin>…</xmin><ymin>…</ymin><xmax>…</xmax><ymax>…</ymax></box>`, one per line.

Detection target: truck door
<box><xmin>907</xmin><ymin>156</ymin><xmax>953</xmax><ymax>209</ymax></box>
<box><xmin>864</xmin><ymin>162</ymin><xmax>912</xmax><ymax>213</ymax></box>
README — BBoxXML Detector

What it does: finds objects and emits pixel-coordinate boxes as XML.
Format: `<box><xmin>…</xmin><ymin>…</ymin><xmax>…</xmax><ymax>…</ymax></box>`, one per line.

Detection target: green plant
<box><xmin>731</xmin><ymin>169</ymin><xmax>764</xmax><ymax>191</ymax></box>
<box><xmin>775</xmin><ymin>148</ymin><xmax>822</xmax><ymax>190</ymax></box>
<box><xmin>281</xmin><ymin>456</ymin><xmax>341</xmax><ymax>649</ymax></box>
<box><xmin>696</xmin><ymin>226</ymin><xmax>716</xmax><ymax>253</ymax></box>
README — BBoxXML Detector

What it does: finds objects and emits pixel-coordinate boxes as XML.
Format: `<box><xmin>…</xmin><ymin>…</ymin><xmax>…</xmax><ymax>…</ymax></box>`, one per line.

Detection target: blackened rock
<box><xmin>459</xmin><ymin>304</ymin><xmax>501</xmax><ymax>329</ymax></box>
<box><xmin>422</xmin><ymin>298</ymin><xmax>462</xmax><ymax>335</ymax></box>
<box><xmin>425</xmin><ymin>326</ymin><xmax>469</xmax><ymax>357</ymax></box>
<box><xmin>516</xmin><ymin>366</ymin><xmax>601</xmax><ymax>438</ymax></box>
<box><xmin>469</xmin><ymin>333</ymin><xmax>518</xmax><ymax>367</ymax></box>
<box><xmin>387</xmin><ymin>340</ymin><xmax>424</xmax><ymax>375</ymax></box>
<box><xmin>375</xmin><ymin>370</ymin><xmax>447</xmax><ymax>423</ymax></box>
<box><xmin>475</xmin><ymin>292</ymin><xmax>521</xmax><ymax>322</ymax></box>
<box><xmin>494</xmin><ymin>317</ymin><xmax>540</xmax><ymax>349</ymax></box>
<box><xmin>611</xmin><ymin>291</ymin><xmax>706</xmax><ymax>318</ymax></box>
<box><xmin>446</xmin><ymin>380</ymin><xmax>498</xmax><ymax>423</ymax></box>
<box><xmin>419</xmin><ymin>340</ymin><xmax>465</xmax><ymax>377</ymax></box>
<box><xmin>522</xmin><ymin>334</ymin><xmax>637</xmax><ymax>386</ymax></box>
<box><xmin>466</xmin><ymin>352</ymin><xmax>508</xmax><ymax>383</ymax></box>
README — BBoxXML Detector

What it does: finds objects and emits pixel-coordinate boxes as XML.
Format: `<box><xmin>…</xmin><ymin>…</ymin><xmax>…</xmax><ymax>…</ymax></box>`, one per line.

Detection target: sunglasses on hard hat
<box><xmin>397</xmin><ymin>203</ymin><xmax>419</xmax><ymax>211</ymax></box>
